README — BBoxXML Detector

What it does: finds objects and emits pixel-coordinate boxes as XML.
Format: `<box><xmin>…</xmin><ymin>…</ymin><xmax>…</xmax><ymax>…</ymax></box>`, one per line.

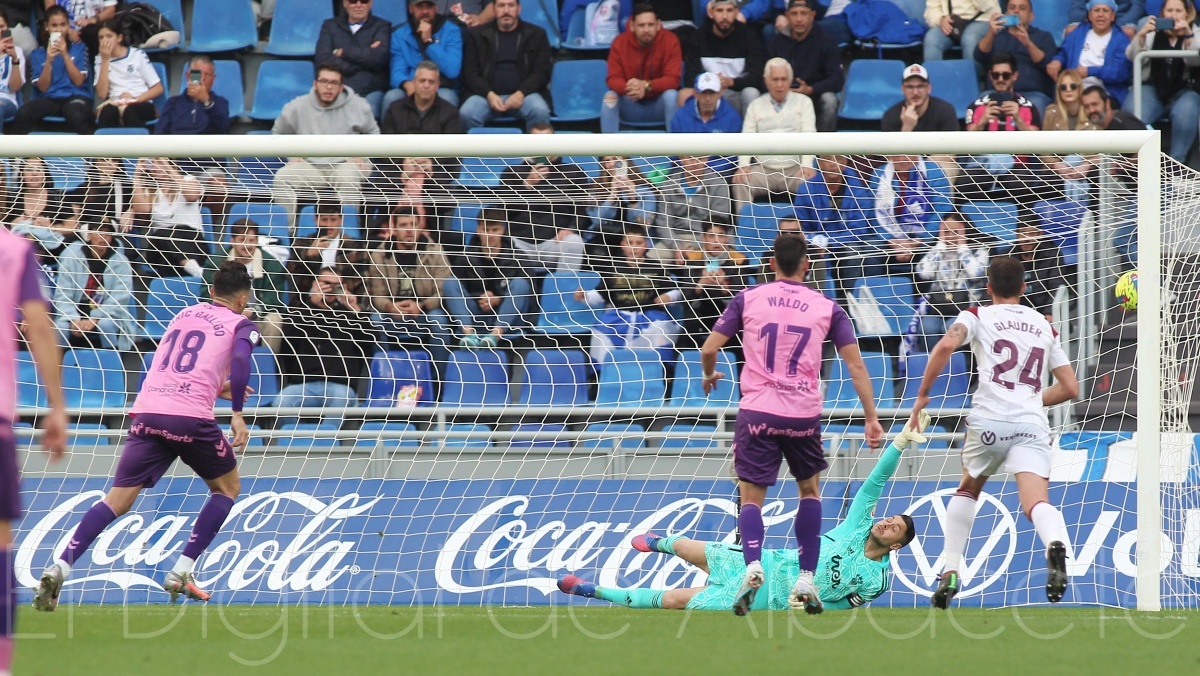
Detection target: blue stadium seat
<box><xmin>180</xmin><ymin>60</ymin><xmax>246</xmax><ymax>117</ymax></box>
<box><xmin>457</xmin><ymin>155</ymin><xmax>519</xmax><ymax>186</ymax></box>
<box><xmin>1038</xmin><ymin>0</ymin><xmax>1071</xmax><ymax>46</ymax></box>
<box><xmin>151</xmin><ymin>62</ymin><xmax>169</xmax><ymax>112</ymax></box>
<box><xmin>922</xmin><ymin>60</ymin><xmax>980</xmax><ymax>118</ymax></box>
<box><xmin>367</xmin><ymin>350</ymin><xmax>435</xmax><ymax>407</ymax></box>
<box><xmin>549</xmin><ymin>59</ymin><xmax>607</xmax><ymax>122</ymax></box>
<box><xmin>826</xmin><ymin>351</ymin><xmax>895</xmax><ymax>409</ymax></box>
<box><xmin>441</xmin><ymin>423</ymin><xmax>491</xmax><ymax>449</ymax></box>
<box><xmin>190</xmin><ymin>0</ymin><xmax>257</xmax><ymax>52</ymax></box>
<box><xmin>1034</xmin><ymin>199</ymin><xmax>1083</xmax><ymax>266</ymax></box>
<box><xmin>232</xmin><ymin>149</ymin><xmax>288</xmax><ymax>196</ymax></box>
<box><xmin>670</xmin><ymin>349</ymin><xmax>739</xmax><ymax>406</ymax></box>
<box><xmin>517</xmin><ymin>349</ymin><xmax>588</xmax><ymax>405</ymax></box>
<box><xmin>448</xmin><ymin>204</ymin><xmax>484</xmax><ymax>235</ymax></box>
<box><xmin>227</xmin><ymin>203</ymin><xmax>291</xmax><ymax>244</ymax></box>
<box><xmin>69</xmin><ymin>423</ymin><xmax>111</xmax><ymax>450</ymax></box>
<box><xmin>356</xmin><ymin>421</ymin><xmax>421</xmax><ymax>449</ymax></box>
<box><xmin>248</xmin><ymin>60</ymin><xmax>314</xmax><ymax>121</ymax></box>
<box><xmin>144</xmin><ymin>276</ymin><xmax>201</xmax><ymax>339</ymax></box>
<box><xmin>216</xmin><ymin>348</ymin><xmax>280</xmax><ymax>409</ymax></box>
<box><xmin>564</xmin><ymin>6</ymin><xmax>614</xmax><ymax>50</ymax></box>
<box><xmin>595</xmin><ymin>348</ymin><xmax>665</xmax><ymax>407</ymax></box>
<box><xmin>372</xmin><ymin>0</ymin><xmax>409</xmax><ymax>24</ymax></box>
<box><xmin>962</xmin><ymin>200</ymin><xmax>1019</xmax><ymax>245</ymax></box>
<box><xmin>142</xmin><ymin>0</ymin><xmax>184</xmax><ymax>52</ymax></box>
<box><xmin>536</xmin><ymin>270</ymin><xmax>601</xmax><ymax>334</ymax></box>
<box><xmin>16</xmin><ymin>351</ymin><xmax>45</xmax><ymax>408</ymax></box>
<box><xmin>508</xmin><ymin>423</ymin><xmax>571</xmax><ymax>450</ymax></box>
<box><xmin>277</xmin><ymin>422</ymin><xmax>341</xmax><ymax>449</ymax></box>
<box><xmin>581</xmin><ymin>422</ymin><xmax>645</xmax><ymax>454</ymax></box>
<box><xmin>522</xmin><ymin>0</ymin><xmax>562</xmax><ymax>48</ymax></box>
<box><xmin>265</xmin><ymin>0</ymin><xmax>327</xmax><ymax>56</ymax></box>
<box><xmin>443</xmin><ymin>350</ymin><xmax>510</xmax><ymax>406</ymax></box>
<box><xmin>63</xmin><ymin>349</ymin><xmax>128</xmax><ymax>409</ymax></box>
<box><xmin>839</xmin><ymin>60</ymin><xmax>905</xmax><ymax>122</ymax></box>
<box><xmin>563</xmin><ymin>154</ymin><xmax>602</xmax><ymax>179</ymax></box>
<box><xmin>736</xmin><ymin>202</ymin><xmax>795</xmax><ymax>262</ymax></box>
<box><xmin>852</xmin><ymin>276</ymin><xmax>917</xmax><ymax>336</ymax></box>
<box><xmin>824</xmin><ymin>423</ymin><xmax>866</xmax><ymax>454</ymax></box>
<box><xmin>47</xmin><ymin>157</ymin><xmax>88</xmax><ymax>192</ymax></box>
<box><xmin>95</xmin><ymin>127</ymin><xmax>149</xmax><ymax>135</ymax></box>
<box><xmin>296</xmin><ymin>204</ymin><xmax>362</xmax><ymax>240</ymax></box>
<box><xmin>658</xmin><ymin>424</ymin><xmax>719</xmax><ymax>451</ymax></box>
<box><xmin>901</xmin><ymin>351</ymin><xmax>971</xmax><ymax>410</ymax></box>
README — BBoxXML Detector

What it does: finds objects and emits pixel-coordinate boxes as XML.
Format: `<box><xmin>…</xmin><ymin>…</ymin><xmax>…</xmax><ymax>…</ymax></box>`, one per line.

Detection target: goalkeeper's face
<box><xmin>870</xmin><ymin>515</ymin><xmax>911</xmax><ymax>551</ymax></box>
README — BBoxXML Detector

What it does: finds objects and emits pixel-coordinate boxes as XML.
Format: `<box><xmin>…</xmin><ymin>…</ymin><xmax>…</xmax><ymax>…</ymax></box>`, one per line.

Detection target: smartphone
<box><xmin>533</xmin><ymin>156</ymin><xmax>549</xmax><ymax>166</ymax></box>
<box><xmin>188</xmin><ymin>69</ymin><xmax>202</xmax><ymax>85</ymax></box>
<box><xmin>1</xmin><ymin>30</ymin><xmax>11</xmax><ymax>40</ymax></box>
<box><xmin>1000</xmin><ymin>14</ymin><xmax>1020</xmax><ymax>27</ymax></box>
<box><xmin>49</xmin><ymin>31</ymin><xmax>61</xmax><ymax>45</ymax></box>
<box><xmin>614</xmin><ymin>158</ymin><xmax>628</xmax><ymax>179</ymax></box>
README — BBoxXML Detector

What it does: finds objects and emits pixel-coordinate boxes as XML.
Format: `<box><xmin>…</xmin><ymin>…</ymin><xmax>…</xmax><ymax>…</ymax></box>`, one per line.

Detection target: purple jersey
<box><xmin>714</xmin><ymin>280</ymin><xmax>856</xmax><ymax>418</ymax></box>
<box><xmin>1</xmin><ymin>229</ymin><xmax>48</xmax><ymax>420</ymax></box>
<box><xmin>132</xmin><ymin>302</ymin><xmax>260</xmax><ymax>420</ymax></box>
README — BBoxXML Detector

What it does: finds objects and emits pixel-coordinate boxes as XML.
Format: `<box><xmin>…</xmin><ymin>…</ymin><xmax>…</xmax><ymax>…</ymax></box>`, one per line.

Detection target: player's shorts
<box><xmin>685</xmin><ymin>542</ymin><xmax>747</xmax><ymax>611</ymax></box>
<box><xmin>113</xmin><ymin>413</ymin><xmax>237</xmax><ymax>488</ymax></box>
<box><xmin>733</xmin><ymin>410</ymin><xmax>826</xmax><ymax>486</ymax></box>
<box><xmin>961</xmin><ymin>417</ymin><xmax>1053</xmax><ymax>479</ymax></box>
<box><xmin>0</xmin><ymin>419</ymin><xmax>20</xmax><ymax>520</ymax></box>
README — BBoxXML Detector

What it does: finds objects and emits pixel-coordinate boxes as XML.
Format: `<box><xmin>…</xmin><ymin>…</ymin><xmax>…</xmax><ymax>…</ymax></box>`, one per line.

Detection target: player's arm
<box><xmin>21</xmin><ymin>299</ymin><xmax>67</xmax><ymax>460</ymax></box>
<box><xmin>700</xmin><ymin>290</ymin><xmax>744</xmax><ymax>395</ymax></box>
<box><xmin>908</xmin><ymin>322</ymin><xmax>969</xmax><ymax>426</ymax></box>
<box><xmin>1042</xmin><ymin>365</ymin><xmax>1079</xmax><ymax>407</ymax></box>
<box><xmin>842</xmin><ymin>411</ymin><xmax>930</xmax><ymax>528</ymax></box>
<box><xmin>835</xmin><ymin>342</ymin><xmax>883</xmax><ymax>449</ymax></box>
<box><xmin>224</xmin><ymin>335</ymin><xmax>256</xmax><ymax>449</ymax></box>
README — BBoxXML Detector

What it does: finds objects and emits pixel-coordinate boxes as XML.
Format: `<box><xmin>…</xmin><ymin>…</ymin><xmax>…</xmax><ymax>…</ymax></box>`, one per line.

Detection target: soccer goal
<box><xmin>7</xmin><ymin>129</ymin><xmax>1185</xmax><ymax>611</ymax></box>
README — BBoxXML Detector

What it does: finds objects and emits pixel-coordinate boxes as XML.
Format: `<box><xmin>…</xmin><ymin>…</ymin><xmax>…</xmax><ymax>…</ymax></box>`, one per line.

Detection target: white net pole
<box><xmin>1136</xmin><ymin>137</ymin><xmax>1162</xmax><ymax>612</ymax></box>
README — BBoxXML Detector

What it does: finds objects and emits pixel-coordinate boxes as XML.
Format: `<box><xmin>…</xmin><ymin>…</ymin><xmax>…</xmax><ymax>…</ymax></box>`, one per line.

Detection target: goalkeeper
<box><xmin>558</xmin><ymin>413</ymin><xmax>929</xmax><ymax>612</ymax></box>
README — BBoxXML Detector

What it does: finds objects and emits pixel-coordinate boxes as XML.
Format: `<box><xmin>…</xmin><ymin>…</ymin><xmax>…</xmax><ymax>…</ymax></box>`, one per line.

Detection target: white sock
<box><xmin>942</xmin><ymin>493</ymin><xmax>977</xmax><ymax>573</ymax></box>
<box><xmin>53</xmin><ymin>558</ymin><xmax>72</xmax><ymax>580</ymax></box>
<box><xmin>182</xmin><ymin>259</ymin><xmax>204</xmax><ymax>277</ymax></box>
<box><xmin>1030</xmin><ymin>502</ymin><xmax>1069</xmax><ymax>552</ymax></box>
<box><xmin>172</xmin><ymin>555</ymin><xmax>196</xmax><ymax>576</ymax></box>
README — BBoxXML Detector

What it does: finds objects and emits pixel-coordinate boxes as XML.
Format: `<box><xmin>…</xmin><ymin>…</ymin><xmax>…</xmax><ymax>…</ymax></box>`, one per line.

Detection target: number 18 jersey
<box><xmin>955</xmin><ymin>304</ymin><xmax>1070</xmax><ymax>428</ymax></box>
<box><xmin>132</xmin><ymin>302</ymin><xmax>260</xmax><ymax>420</ymax></box>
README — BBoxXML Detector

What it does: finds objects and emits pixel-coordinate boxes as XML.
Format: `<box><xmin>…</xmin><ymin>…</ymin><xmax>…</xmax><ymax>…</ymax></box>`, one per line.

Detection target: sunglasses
<box><xmin>1058</xmin><ymin>82</ymin><xmax>1080</xmax><ymax>91</ymax></box>
<box><xmin>346</xmin><ymin>0</ymin><xmax>370</xmax><ymax>4</ymax></box>
<box><xmin>990</xmin><ymin>71</ymin><xmax>1013</xmax><ymax>80</ymax></box>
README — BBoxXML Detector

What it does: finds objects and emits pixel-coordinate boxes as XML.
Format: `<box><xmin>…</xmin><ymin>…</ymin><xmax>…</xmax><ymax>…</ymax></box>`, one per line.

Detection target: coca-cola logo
<box><xmin>15</xmin><ymin>491</ymin><xmax>380</xmax><ymax>594</ymax></box>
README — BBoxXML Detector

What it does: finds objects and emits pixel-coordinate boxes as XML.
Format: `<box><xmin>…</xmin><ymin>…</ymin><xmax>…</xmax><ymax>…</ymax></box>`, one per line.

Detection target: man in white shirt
<box><xmin>731</xmin><ymin>57</ymin><xmax>816</xmax><ymax>211</ymax></box>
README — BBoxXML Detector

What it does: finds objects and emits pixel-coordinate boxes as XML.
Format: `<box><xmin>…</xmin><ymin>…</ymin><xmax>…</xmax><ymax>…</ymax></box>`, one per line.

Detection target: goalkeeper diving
<box><xmin>557</xmin><ymin>413</ymin><xmax>930</xmax><ymax>612</ymax></box>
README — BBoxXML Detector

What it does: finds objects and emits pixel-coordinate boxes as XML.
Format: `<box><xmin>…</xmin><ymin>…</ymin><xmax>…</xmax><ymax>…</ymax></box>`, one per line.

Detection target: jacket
<box><xmin>684</xmin><ymin>20</ymin><xmax>765</xmax><ymax>91</ymax></box>
<box><xmin>605</xmin><ymin>23</ymin><xmax>682</xmax><ymax>96</ymax></box>
<box><xmin>390</xmin><ymin>12</ymin><xmax>463</xmax><ymax>89</ymax></box>
<box><xmin>453</xmin><ymin>234</ymin><xmax>533</xmax><ymax>298</ymax></box>
<box><xmin>154</xmin><ymin>93</ymin><xmax>231</xmax><ymax>135</ymax></box>
<box><xmin>1050</xmin><ymin>23</ymin><xmax>1133</xmax><ymax>105</ymax></box>
<box><xmin>973</xmin><ymin>24</ymin><xmax>1059</xmax><ymax>97</ymax></box>
<box><xmin>202</xmin><ymin>246</ymin><xmax>289</xmax><ymax>314</ymax></box>
<box><xmin>462</xmin><ymin>20</ymin><xmax>553</xmax><ymax>103</ymax></box>
<box><xmin>844</xmin><ymin>0</ymin><xmax>926</xmax><ymax>44</ymax></box>
<box><xmin>765</xmin><ymin>24</ymin><xmax>845</xmax><ymax>98</ymax></box>
<box><xmin>792</xmin><ymin>166</ymin><xmax>876</xmax><ymax>247</ymax></box>
<box><xmin>655</xmin><ymin>169</ymin><xmax>732</xmax><ymax>252</ymax></box>
<box><xmin>669</xmin><ymin>97</ymin><xmax>742</xmax><ymax>175</ymax></box>
<box><xmin>52</xmin><ymin>241</ymin><xmax>138</xmax><ymax>350</ymax></box>
<box><xmin>316</xmin><ymin>14</ymin><xmax>393</xmax><ymax>97</ymax></box>
<box><xmin>367</xmin><ymin>236</ymin><xmax>453</xmax><ymax>314</ymax></box>
<box><xmin>278</xmin><ymin>300</ymin><xmax>377</xmax><ymax>388</ymax></box>
<box><xmin>272</xmin><ymin>86</ymin><xmax>380</xmax><ymax>163</ymax></box>
<box><xmin>498</xmin><ymin>159</ymin><xmax>587</xmax><ymax>242</ymax></box>
<box><xmin>380</xmin><ymin>94</ymin><xmax>462</xmax><ymax>133</ymax></box>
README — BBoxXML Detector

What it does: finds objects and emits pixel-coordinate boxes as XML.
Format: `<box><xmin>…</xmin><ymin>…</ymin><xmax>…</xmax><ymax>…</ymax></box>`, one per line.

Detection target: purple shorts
<box><xmin>0</xmin><ymin>420</ymin><xmax>19</xmax><ymax>520</ymax></box>
<box><xmin>114</xmin><ymin>413</ymin><xmax>237</xmax><ymax>488</ymax></box>
<box><xmin>732</xmin><ymin>410</ymin><xmax>827</xmax><ymax>486</ymax></box>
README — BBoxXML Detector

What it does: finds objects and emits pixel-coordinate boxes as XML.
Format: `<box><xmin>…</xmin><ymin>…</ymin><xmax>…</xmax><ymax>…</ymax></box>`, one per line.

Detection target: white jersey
<box><xmin>954</xmin><ymin>304</ymin><xmax>1070</xmax><ymax>428</ymax></box>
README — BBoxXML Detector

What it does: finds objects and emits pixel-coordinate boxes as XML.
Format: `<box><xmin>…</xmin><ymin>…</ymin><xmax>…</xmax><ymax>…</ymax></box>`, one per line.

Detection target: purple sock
<box><xmin>59</xmin><ymin>501</ymin><xmax>118</xmax><ymax>566</ymax></box>
<box><xmin>182</xmin><ymin>494</ymin><xmax>235</xmax><ymax>561</ymax></box>
<box><xmin>796</xmin><ymin>497</ymin><xmax>822</xmax><ymax>572</ymax></box>
<box><xmin>739</xmin><ymin>503</ymin><xmax>765</xmax><ymax>565</ymax></box>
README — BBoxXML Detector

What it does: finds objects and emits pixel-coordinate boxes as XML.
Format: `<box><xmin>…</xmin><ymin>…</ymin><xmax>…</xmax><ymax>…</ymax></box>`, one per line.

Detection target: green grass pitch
<box><xmin>14</xmin><ymin>605</ymin><xmax>1200</xmax><ymax>674</ymax></box>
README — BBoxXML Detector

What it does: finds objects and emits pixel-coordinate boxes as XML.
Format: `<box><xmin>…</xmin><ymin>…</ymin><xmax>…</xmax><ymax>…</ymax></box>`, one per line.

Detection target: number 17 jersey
<box><xmin>132</xmin><ymin>302</ymin><xmax>260</xmax><ymax>420</ymax></box>
<box><xmin>955</xmin><ymin>304</ymin><xmax>1070</xmax><ymax>428</ymax></box>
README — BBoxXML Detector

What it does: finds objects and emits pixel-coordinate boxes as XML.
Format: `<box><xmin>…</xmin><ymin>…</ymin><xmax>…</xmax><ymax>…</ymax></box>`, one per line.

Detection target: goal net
<box><xmin>7</xmin><ymin>130</ymin><xmax>1187</xmax><ymax>610</ymax></box>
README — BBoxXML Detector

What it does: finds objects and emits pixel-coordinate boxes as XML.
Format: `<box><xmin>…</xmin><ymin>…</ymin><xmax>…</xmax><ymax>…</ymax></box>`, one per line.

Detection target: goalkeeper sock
<box><xmin>795</xmin><ymin>497</ymin><xmax>822</xmax><ymax>573</ymax></box>
<box><xmin>595</xmin><ymin>587</ymin><xmax>664</xmax><ymax>609</ymax></box>
<box><xmin>1029</xmin><ymin>501</ymin><xmax>1069</xmax><ymax>552</ymax></box>
<box><xmin>1</xmin><ymin>547</ymin><xmax>13</xmax><ymax>674</ymax></box>
<box><xmin>655</xmin><ymin>534</ymin><xmax>685</xmax><ymax>555</ymax></box>
<box><xmin>59</xmin><ymin>500</ymin><xmax>118</xmax><ymax>566</ymax></box>
<box><xmin>942</xmin><ymin>491</ymin><xmax>977</xmax><ymax>573</ymax></box>
<box><xmin>180</xmin><ymin>493</ymin><xmax>236</xmax><ymax>565</ymax></box>
<box><xmin>738</xmin><ymin>503</ymin><xmax>764</xmax><ymax>565</ymax></box>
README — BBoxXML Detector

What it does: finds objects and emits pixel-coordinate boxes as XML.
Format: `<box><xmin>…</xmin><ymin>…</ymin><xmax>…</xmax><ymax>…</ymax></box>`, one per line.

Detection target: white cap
<box><xmin>902</xmin><ymin>64</ymin><xmax>929</xmax><ymax>82</ymax></box>
<box><xmin>696</xmin><ymin>72</ymin><xmax>722</xmax><ymax>92</ymax></box>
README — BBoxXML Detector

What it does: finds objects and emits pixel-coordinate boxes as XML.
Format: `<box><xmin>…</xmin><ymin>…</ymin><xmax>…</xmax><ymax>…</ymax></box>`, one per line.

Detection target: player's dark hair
<box><xmin>213</xmin><ymin>259</ymin><xmax>252</xmax><ymax>297</ymax></box>
<box><xmin>899</xmin><ymin>514</ymin><xmax>917</xmax><ymax>548</ymax></box>
<box><xmin>988</xmin><ymin>256</ymin><xmax>1026</xmax><ymax>299</ymax></box>
<box><xmin>772</xmin><ymin>232</ymin><xmax>808</xmax><ymax>277</ymax></box>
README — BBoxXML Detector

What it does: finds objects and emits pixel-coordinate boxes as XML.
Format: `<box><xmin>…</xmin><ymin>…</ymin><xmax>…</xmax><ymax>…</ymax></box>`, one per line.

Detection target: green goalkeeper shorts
<box><xmin>685</xmin><ymin>542</ymin><xmax>748</xmax><ymax>611</ymax></box>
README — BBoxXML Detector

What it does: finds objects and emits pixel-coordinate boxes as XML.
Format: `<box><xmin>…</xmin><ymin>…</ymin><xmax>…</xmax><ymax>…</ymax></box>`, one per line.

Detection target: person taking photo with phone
<box><xmin>0</xmin><ymin>9</ymin><xmax>26</xmax><ymax>132</ymax></box>
<box><xmin>11</xmin><ymin>6</ymin><xmax>90</xmax><ymax>134</ymax></box>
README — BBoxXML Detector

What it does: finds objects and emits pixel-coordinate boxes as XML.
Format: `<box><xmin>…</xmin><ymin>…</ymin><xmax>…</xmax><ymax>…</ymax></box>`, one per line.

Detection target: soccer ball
<box><xmin>1115</xmin><ymin>270</ymin><xmax>1138</xmax><ymax>311</ymax></box>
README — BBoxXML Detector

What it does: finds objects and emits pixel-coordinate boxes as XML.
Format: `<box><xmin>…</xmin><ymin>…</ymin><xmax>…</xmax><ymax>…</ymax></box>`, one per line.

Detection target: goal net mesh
<box><xmin>8</xmin><ymin>138</ymin><xmax>1194</xmax><ymax>609</ymax></box>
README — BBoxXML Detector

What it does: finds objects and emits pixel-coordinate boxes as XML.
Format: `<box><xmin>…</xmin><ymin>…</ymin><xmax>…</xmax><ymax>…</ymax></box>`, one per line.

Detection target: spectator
<box><xmin>765</xmin><ymin>0</ymin><xmax>843</xmax><ymax>132</ymax></box>
<box><xmin>52</xmin><ymin>219</ymin><xmax>137</xmax><ymax>351</ymax></box>
<box><xmin>93</xmin><ymin>19</ymin><xmax>163</xmax><ymax>129</ymax></box>
<box><xmin>289</xmin><ymin>200</ymin><xmax>360</xmax><ymax>293</ymax></box>
<box><xmin>881</xmin><ymin>64</ymin><xmax>960</xmax><ymax>132</ymax></box>
<box><xmin>577</xmin><ymin>222</ymin><xmax>682</xmax><ymax>362</ymax></box>
<box><xmin>732</xmin><ymin>57</ymin><xmax>816</xmax><ymax>210</ymax></box>
<box><xmin>444</xmin><ymin>208</ymin><xmax>534</xmax><ymax>347</ymax></box>
<box><xmin>381</xmin><ymin>60</ymin><xmax>462</xmax><ymax>133</ymax></box>
<box><xmin>586</xmin><ymin>155</ymin><xmax>658</xmax><ymax>247</ymax></box>
<box><xmin>1066</xmin><ymin>0</ymin><xmax>1145</xmax><ymax>38</ymax></box>
<box><xmin>277</xmin><ymin>266</ymin><xmax>378</xmax><ymax>416</ymax></box>
<box><xmin>791</xmin><ymin>155</ymin><xmax>876</xmax><ymax>297</ymax></box>
<box><xmin>1042</xmin><ymin>68</ymin><xmax>1096</xmax><ymax>129</ymax></box>
<box><xmin>12</xmin><ymin>6</ymin><xmax>90</xmax><ymax>135</ymax></box>
<box><xmin>680</xmin><ymin>220</ymin><xmax>751</xmax><ymax>346</ymax></box>
<box><xmin>9</xmin><ymin>157</ymin><xmax>72</xmax><ymax>275</ymax></box>
<box><xmin>602</xmin><ymin>3</ymin><xmax>682</xmax><ymax>133</ymax></box>
<box><xmin>975</xmin><ymin>0</ymin><xmax>1059</xmax><ymax>113</ymax></box>
<box><xmin>459</xmin><ymin>0</ymin><xmax>552</xmax><ymax>130</ymax></box>
<box><xmin>1047</xmin><ymin>0</ymin><xmax>1133</xmax><ymax>106</ymax></box>
<box><xmin>907</xmin><ymin>212</ymin><xmax>990</xmax><ymax>350</ymax></box>
<box><xmin>437</xmin><ymin>0</ymin><xmax>495</xmax><ymax>27</ymax></box>
<box><xmin>384</xmin><ymin>0</ymin><xmax>463</xmax><ymax>116</ymax></box>
<box><xmin>49</xmin><ymin>0</ymin><xmax>116</xmax><ymax>59</ymax></box>
<box><xmin>204</xmin><ymin>219</ymin><xmax>289</xmax><ymax>351</ymax></box>
<box><xmin>1004</xmin><ymin>220</ymin><xmax>1068</xmax><ymax>319</ymax></box>
<box><xmin>561</xmin><ymin>0</ymin><xmax>632</xmax><ymax>45</ymax></box>
<box><xmin>681</xmin><ymin>0</ymin><xmax>765</xmax><ymax>116</ymax></box>
<box><xmin>154</xmin><ymin>55</ymin><xmax>232</xmax><ymax>185</ymax></box>
<box><xmin>366</xmin><ymin>204</ymin><xmax>453</xmax><ymax>354</ymax></box>
<box><xmin>818</xmin><ymin>0</ymin><xmax>855</xmax><ymax>45</ymax></box>
<box><xmin>655</xmin><ymin>154</ymin><xmax>732</xmax><ymax>258</ymax></box>
<box><xmin>1124</xmin><ymin>0</ymin><xmax>1200</xmax><ymax>162</ymax></box>
<box><xmin>924</xmin><ymin>0</ymin><xmax>999</xmax><ymax>65</ymax></box>
<box><xmin>0</xmin><ymin>10</ymin><xmax>25</xmax><ymax>130</ymax></box>
<box><xmin>64</xmin><ymin>157</ymin><xmax>127</xmax><ymax>228</ymax></box>
<box><xmin>670</xmin><ymin>72</ymin><xmax>743</xmax><ymax>175</ymax></box>
<box><xmin>316</xmin><ymin>0</ymin><xmax>392</xmax><ymax>120</ymax></box>
<box><xmin>870</xmin><ymin>154</ymin><xmax>955</xmax><ymax>276</ymax></box>
<box><xmin>1082</xmin><ymin>82</ymin><xmax>1149</xmax><ymax>128</ymax></box>
<box><xmin>129</xmin><ymin>157</ymin><xmax>207</xmax><ymax>278</ymax></box>
<box><xmin>272</xmin><ymin>63</ymin><xmax>379</xmax><ymax>226</ymax></box>
<box><xmin>1082</xmin><ymin>84</ymin><xmax>1145</xmax><ymax>263</ymax></box>
<box><xmin>1</xmin><ymin>1</ymin><xmax>37</xmax><ymax>54</ymax></box>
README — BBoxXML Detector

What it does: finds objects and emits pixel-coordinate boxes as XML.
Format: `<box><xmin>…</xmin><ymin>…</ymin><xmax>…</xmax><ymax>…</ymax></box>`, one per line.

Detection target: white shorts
<box><xmin>961</xmin><ymin>418</ymin><xmax>1052</xmax><ymax>479</ymax></box>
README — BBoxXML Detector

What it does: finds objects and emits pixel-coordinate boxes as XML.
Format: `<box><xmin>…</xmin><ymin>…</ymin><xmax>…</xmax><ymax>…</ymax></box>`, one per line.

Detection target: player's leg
<box><xmin>730</xmin><ymin>413</ymin><xmax>787</xmax><ymax>615</ymax></box>
<box><xmin>1011</xmin><ymin>430</ymin><xmax>1070</xmax><ymax>603</ymax></box>
<box><xmin>932</xmin><ymin>468</ymin><xmax>990</xmax><ymax>610</ymax></box>
<box><xmin>779</xmin><ymin>427</ymin><xmax>828</xmax><ymax>614</ymax></box>
<box><xmin>556</xmin><ymin>576</ymin><xmax>672</xmax><ymax>609</ymax></box>
<box><xmin>1</xmin><ymin>520</ymin><xmax>13</xmax><ymax>676</ymax></box>
<box><xmin>630</xmin><ymin>534</ymin><xmax>709</xmax><ymax>572</ymax></box>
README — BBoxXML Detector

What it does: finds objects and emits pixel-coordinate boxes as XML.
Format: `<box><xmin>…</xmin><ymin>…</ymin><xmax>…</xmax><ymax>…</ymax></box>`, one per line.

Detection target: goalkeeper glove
<box><xmin>893</xmin><ymin>410</ymin><xmax>931</xmax><ymax>451</ymax></box>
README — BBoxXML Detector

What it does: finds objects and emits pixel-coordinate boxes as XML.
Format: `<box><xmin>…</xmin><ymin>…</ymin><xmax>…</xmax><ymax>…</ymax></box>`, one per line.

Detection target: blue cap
<box><xmin>1087</xmin><ymin>0</ymin><xmax>1117</xmax><ymax>11</ymax></box>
